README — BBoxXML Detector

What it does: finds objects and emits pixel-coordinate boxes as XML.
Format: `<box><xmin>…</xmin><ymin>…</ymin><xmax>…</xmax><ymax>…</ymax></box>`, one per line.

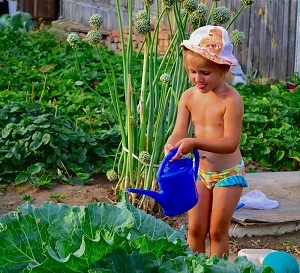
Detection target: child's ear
<box><xmin>221</xmin><ymin>65</ymin><xmax>230</xmax><ymax>74</ymax></box>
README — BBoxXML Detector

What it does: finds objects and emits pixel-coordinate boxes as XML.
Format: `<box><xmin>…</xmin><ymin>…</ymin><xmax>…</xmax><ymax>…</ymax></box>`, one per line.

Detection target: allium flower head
<box><xmin>89</xmin><ymin>14</ymin><xmax>103</xmax><ymax>30</ymax></box>
<box><xmin>143</xmin><ymin>0</ymin><xmax>154</xmax><ymax>6</ymax></box>
<box><xmin>67</xmin><ymin>33</ymin><xmax>80</xmax><ymax>48</ymax></box>
<box><xmin>139</xmin><ymin>151</ymin><xmax>151</xmax><ymax>164</ymax></box>
<box><xmin>163</xmin><ymin>0</ymin><xmax>176</xmax><ymax>6</ymax></box>
<box><xmin>136</xmin><ymin>10</ymin><xmax>148</xmax><ymax>21</ymax></box>
<box><xmin>161</xmin><ymin>1</ymin><xmax>173</xmax><ymax>13</ymax></box>
<box><xmin>106</xmin><ymin>169</ymin><xmax>118</xmax><ymax>182</ymax></box>
<box><xmin>197</xmin><ymin>4</ymin><xmax>209</xmax><ymax>18</ymax></box>
<box><xmin>241</xmin><ymin>0</ymin><xmax>255</xmax><ymax>6</ymax></box>
<box><xmin>160</xmin><ymin>73</ymin><xmax>171</xmax><ymax>84</ymax></box>
<box><xmin>213</xmin><ymin>6</ymin><xmax>231</xmax><ymax>25</ymax></box>
<box><xmin>185</xmin><ymin>33</ymin><xmax>191</xmax><ymax>40</ymax></box>
<box><xmin>230</xmin><ymin>29</ymin><xmax>245</xmax><ymax>45</ymax></box>
<box><xmin>130</xmin><ymin>116</ymin><xmax>136</xmax><ymax>127</ymax></box>
<box><xmin>183</xmin><ymin>0</ymin><xmax>198</xmax><ymax>14</ymax></box>
<box><xmin>188</xmin><ymin>11</ymin><xmax>206</xmax><ymax>29</ymax></box>
<box><xmin>180</xmin><ymin>9</ymin><xmax>187</xmax><ymax>19</ymax></box>
<box><xmin>135</xmin><ymin>19</ymin><xmax>151</xmax><ymax>36</ymax></box>
<box><xmin>86</xmin><ymin>30</ymin><xmax>102</xmax><ymax>46</ymax></box>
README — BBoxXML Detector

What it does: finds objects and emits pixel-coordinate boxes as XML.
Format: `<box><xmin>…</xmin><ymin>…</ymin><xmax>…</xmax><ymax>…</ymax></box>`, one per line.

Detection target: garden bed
<box><xmin>0</xmin><ymin>174</ymin><xmax>299</xmax><ymax>263</ymax></box>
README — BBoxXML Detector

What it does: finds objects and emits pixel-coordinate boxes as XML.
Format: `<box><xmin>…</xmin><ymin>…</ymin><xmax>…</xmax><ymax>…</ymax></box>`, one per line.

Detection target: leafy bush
<box><xmin>0</xmin><ymin>28</ymin><xmax>123</xmax><ymax>185</ymax></box>
<box><xmin>240</xmin><ymin>83</ymin><xmax>300</xmax><ymax>171</ymax></box>
<box><xmin>0</xmin><ymin>22</ymin><xmax>299</xmax><ymax>188</ymax></box>
<box><xmin>0</xmin><ymin>192</ymin><xmax>272</xmax><ymax>272</ymax></box>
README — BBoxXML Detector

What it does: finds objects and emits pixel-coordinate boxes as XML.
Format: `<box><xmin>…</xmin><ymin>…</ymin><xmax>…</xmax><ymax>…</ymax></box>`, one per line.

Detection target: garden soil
<box><xmin>0</xmin><ymin>174</ymin><xmax>299</xmax><ymax>263</ymax></box>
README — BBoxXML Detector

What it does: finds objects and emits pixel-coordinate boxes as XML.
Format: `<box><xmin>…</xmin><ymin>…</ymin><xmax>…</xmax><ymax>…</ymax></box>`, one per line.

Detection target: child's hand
<box><xmin>170</xmin><ymin>138</ymin><xmax>196</xmax><ymax>161</ymax></box>
<box><xmin>164</xmin><ymin>143</ymin><xmax>174</xmax><ymax>155</ymax></box>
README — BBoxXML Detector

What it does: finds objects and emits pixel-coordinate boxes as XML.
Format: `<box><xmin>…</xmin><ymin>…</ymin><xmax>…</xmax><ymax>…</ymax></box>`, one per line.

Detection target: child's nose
<box><xmin>195</xmin><ymin>73</ymin><xmax>203</xmax><ymax>83</ymax></box>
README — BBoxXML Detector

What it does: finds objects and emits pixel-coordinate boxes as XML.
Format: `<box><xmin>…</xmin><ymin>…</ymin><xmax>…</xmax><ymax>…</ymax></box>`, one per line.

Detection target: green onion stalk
<box><xmin>68</xmin><ymin>0</ymin><xmax>255</xmax><ymax>210</ymax></box>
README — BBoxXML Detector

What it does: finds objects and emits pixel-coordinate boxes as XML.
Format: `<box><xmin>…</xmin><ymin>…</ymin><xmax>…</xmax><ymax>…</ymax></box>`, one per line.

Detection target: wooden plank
<box><xmin>295</xmin><ymin>0</ymin><xmax>300</xmax><ymax>74</ymax></box>
<box><xmin>233</xmin><ymin>172</ymin><xmax>300</xmax><ymax>225</ymax></box>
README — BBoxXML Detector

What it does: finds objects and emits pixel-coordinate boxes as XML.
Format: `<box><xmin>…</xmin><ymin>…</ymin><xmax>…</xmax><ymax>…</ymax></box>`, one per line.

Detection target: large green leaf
<box><xmin>0</xmin><ymin>194</ymin><xmax>273</xmax><ymax>273</ymax></box>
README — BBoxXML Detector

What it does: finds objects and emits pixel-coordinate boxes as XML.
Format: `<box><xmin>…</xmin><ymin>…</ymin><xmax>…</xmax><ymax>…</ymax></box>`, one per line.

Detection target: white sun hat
<box><xmin>181</xmin><ymin>25</ymin><xmax>238</xmax><ymax>66</ymax></box>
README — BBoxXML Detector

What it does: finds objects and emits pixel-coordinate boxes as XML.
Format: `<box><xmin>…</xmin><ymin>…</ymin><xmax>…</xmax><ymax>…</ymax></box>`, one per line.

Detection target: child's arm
<box><xmin>164</xmin><ymin>91</ymin><xmax>191</xmax><ymax>155</ymax></box>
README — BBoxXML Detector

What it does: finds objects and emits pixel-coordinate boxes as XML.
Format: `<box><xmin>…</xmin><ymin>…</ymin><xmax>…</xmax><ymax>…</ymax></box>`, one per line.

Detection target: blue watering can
<box><xmin>127</xmin><ymin>148</ymin><xmax>200</xmax><ymax>216</ymax></box>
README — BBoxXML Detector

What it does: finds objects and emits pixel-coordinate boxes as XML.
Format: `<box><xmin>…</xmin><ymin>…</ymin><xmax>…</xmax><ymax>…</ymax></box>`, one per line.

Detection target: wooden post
<box><xmin>295</xmin><ymin>0</ymin><xmax>300</xmax><ymax>75</ymax></box>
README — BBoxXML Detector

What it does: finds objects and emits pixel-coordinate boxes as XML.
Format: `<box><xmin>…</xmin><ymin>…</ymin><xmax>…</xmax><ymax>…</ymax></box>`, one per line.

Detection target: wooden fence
<box><xmin>60</xmin><ymin>0</ymin><xmax>299</xmax><ymax>81</ymax></box>
<box><xmin>17</xmin><ymin>0</ymin><xmax>59</xmax><ymax>24</ymax></box>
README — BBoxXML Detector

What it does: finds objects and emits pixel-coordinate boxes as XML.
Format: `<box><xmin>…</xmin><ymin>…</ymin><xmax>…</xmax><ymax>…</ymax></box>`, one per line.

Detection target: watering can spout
<box><xmin>126</xmin><ymin>188</ymin><xmax>165</xmax><ymax>207</ymax></box>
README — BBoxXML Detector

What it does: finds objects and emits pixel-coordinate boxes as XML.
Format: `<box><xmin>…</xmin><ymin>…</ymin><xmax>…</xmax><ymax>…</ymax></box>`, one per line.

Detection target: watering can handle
<box><xmin>157</xmin><ymin>148</ymin><xmax>200</xmax><ymax>181</ymax></box>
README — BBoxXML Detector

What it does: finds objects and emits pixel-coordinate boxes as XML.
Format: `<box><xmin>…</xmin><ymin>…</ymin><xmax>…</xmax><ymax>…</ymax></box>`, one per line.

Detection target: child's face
<box><xmin>184</xmin><ymin>50</ymin><xmax>227</xmax><ymax>92</ymax></box>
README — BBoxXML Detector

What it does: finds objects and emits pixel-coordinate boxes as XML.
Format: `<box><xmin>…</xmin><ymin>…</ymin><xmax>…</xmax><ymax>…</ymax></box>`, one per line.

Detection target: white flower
<box><xmin>135</xmin><ymin>19</ymin><xmax>151</xmax><ymax>36</ymax></box>
<box><xmin>106</xmin><ymin>169</ymin><xmax>118</xmax><ymax>182</ymax></box>
<box><xmin>139</xmin><ymin>151</ymin><xmax>151</xmax><ymax>164</ymax></box>
<box><xmin>213</xmin><ymin>6</ymin><xmax>231</xmax><ymax>25</ymax></box>
<box><xmin>230</xmin><ymin>29</ymin><xmax>245</xmax><ymax>45</ymax></box>
<box><xmin>160</xmin><ymin>73</ymin><xmax>171</xmax><ymax>84</ymax></box>
<box><xmin>86</xmin><ymin>30</ymin><xmax>102</xmax><ymax>46</ymax></box>
<box><xmin>136</xmin><ymin>10</ymin><xmax>148</xmax><ymax>21</ymax></box>
<box><xmin>89</xmin><ymin>14</ymin><xmax>103</xmax><ymax>30</ymax></box>
<box><xmin>67</xmin><ymin>33</ymin><xmax>80</xmax><ymax>48</ymax></box>
<box><xmin>241</xmin><ymin>0</ymin><xmax>255</xmax><ymax>6</ymax></box>
<box><xmin>183</xmin><ymin>0</ymin><xmax>198</xmax><ymax>14</ymax></box>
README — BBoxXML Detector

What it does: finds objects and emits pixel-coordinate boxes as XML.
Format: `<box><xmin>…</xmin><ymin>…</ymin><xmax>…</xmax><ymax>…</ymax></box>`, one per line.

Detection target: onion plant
<box><xmin>68</xmin><ymin>0</ymin><xmax>255</xmax><ymax>210</ymax></box>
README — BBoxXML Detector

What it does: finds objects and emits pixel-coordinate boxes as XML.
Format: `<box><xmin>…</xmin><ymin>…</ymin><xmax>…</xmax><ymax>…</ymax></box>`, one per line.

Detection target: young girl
<box><xmin>164</xmin><ymin>25</ymin><xmax>248</xmax><ymax>258</ymax></box>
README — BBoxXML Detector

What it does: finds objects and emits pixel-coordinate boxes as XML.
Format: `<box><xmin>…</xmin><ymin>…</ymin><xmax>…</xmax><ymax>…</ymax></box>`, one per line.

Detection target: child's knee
<box><xmin>209</xmin><ymin>227</ymin><xmax>227</xmax><ymax>241</ymax></box>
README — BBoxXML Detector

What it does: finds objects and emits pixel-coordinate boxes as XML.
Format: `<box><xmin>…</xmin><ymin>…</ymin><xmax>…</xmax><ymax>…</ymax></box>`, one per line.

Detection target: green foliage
<box><xmin>0</xmin><ymin>192</ymin><xmax>272</xmax><ymax>272</ymax></box>
<box><xmin>0</xmin><ymin>101</ymin><xmax>104</xmax><ymax>186</ymax></box>
<box><xmin>240</xmin><ymin>83</ymin><xmax>300</xmax><ymax>171</ymax></box>
<box><xmin>0</xmin><ymin>11</ymin><xmax>34</xmax><ymax>33</ymax></box>
<box><xmin>0</xmin><ymin>28</ymin><xmax>123</xmax><ymax>186</ymax></box>
<box><xmin>0</xmin><ymin>13</ymin><xmax>299</xmax><ymax>189</ymax></box>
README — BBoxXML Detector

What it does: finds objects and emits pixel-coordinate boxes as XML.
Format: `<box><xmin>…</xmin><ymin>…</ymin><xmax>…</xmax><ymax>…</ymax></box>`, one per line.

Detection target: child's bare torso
<box><xmin>186</xmin><ymin>86</ymin><xmax>242</xmax><ymax>172</ymax></box>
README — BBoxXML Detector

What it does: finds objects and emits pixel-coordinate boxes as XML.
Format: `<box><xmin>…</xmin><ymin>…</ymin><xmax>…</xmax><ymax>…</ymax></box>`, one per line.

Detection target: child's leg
<box><xmin>187</xmin><ymin>180</ymin><xmax>213</xmax><ymax>253</ymax></box>
<box><xmin>209</xmin><ymin>185</ymin><xmax>243</xmax><ymax>257</ymax></box>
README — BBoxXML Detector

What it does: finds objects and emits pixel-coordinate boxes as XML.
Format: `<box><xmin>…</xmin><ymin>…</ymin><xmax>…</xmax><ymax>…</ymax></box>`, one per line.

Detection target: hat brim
<box><xmin>181</xmin><ymin>43</ymin><xmax>237</xmax><ymax>66</ymax></box>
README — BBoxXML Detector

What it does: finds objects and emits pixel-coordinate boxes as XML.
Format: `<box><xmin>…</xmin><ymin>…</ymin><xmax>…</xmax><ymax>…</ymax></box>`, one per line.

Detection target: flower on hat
<box><xmin>183</xmin><ymin>0</ymin><xmax>198</xmax><ymax>14</ymax></box>
<box><xmin>135</xmin><ymin>18</ymin><xmax>151</xmax><ymax>36</ymax></box>
<box><xmin>230</xmin><ymin>29</ymin><xmax>245</xmax><ymax>45</ymax></box>
<box><xmin>67</xmin><ymin>33</ymin><xmax>80</xmax><ymax>48</ymax></box>
<box><xmin>213</xmin><ymin>6</ymin><xmax>231</xmax><ymax>25</ymax></box>
<box><xmin>89</xmin><ymin>14</ymin><xmax>103</xmax><ymax>30</ymax></box>
<box><xmin>241</xmin><ymin>0</ymin><xmax>255</xmax><ymax>6</ymax></box>
<box><xmin>86</xmin><ymin>30</ymin><xmax>102</xmax><ymax>46</ymax></box>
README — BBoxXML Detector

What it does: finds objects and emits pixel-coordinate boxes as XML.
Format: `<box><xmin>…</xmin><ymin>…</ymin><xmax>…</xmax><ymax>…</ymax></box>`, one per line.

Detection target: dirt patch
<box><xmin>0</xmin><ymin>174</ymin><xmax>299</xmax><ymax>263</ymax></box>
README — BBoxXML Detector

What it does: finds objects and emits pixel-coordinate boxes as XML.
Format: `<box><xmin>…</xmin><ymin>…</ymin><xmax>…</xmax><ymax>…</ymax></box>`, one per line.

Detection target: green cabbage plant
<box><xmin>0</xmin><ymin>191</ymin><xmax>272</xmax><ymax>272</ymax></box>
<box><xmin>0</xmin><ymin>11</ymin><xmax>33</xmax><ymax>33</ymax></box>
